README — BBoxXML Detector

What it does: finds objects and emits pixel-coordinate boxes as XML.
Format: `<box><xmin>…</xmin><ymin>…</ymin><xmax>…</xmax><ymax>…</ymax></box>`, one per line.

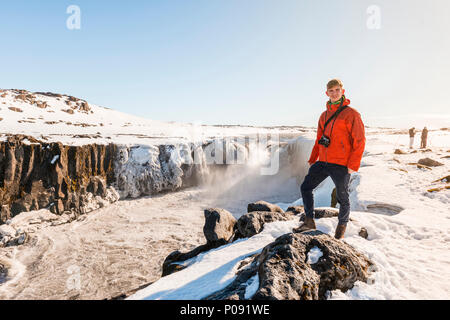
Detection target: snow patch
<box><xmin>307</xmin><ymin>246</ymin><xmax>323</xmax><ymax>264</ymax></box>
<box><xmin>244</xmin><ymin>274</ymin><xmax>260</xmax><ymax>299</ymax></box>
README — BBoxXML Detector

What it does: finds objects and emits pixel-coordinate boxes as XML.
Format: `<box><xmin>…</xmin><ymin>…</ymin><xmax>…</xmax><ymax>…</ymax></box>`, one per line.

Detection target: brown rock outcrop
<box><xmin>0</xmin><ymin>135</ymin><xmax>116</xmax><ymax>223</ymax></box>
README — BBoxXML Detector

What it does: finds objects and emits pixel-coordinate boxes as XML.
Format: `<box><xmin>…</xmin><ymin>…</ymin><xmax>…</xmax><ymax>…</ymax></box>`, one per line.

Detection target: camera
<box><xmin>318</xmin><ymin>135</ymin><xmax>330</xmax><ymax>148</ymax></box>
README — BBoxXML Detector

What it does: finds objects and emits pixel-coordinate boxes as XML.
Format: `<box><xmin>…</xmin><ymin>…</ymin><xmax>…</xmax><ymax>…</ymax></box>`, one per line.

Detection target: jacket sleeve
<box><xmin>346</xmin><ymin>111</ymin><xmax>366</xmax><ymax>172</ymax></box>
<box><xmin>308</xmin><ymin>116</ymin><xmax>323</xmax><ymax>165</ymax></box>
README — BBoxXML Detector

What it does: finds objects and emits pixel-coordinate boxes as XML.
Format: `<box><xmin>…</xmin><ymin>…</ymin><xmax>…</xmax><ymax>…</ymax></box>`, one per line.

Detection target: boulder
<box><xmin>63</xmin><ymin>108</ymin><xmax>74</xmax><ymax>114</ymax></box>
<box><xmin>203</xmin><ymin>208</ymin><xmax>237</xmax><ymax>244</ymax></box>
<box><xmin>359</xmin><ymin>228</ymin><xmax>369</xmax><ymax>239</ymax></box>
<box><xmin>205</xmin><ymin>230</ymin><xmax>374</xmax><ymax>300</ymax></box>
<box><xmin>418</xmin><ymin>158</ymin><xmax>444</xmax><ymax>167</ymax></box>
<box><xmin>163</xmin><ymin>208</ymin><xmax>237</xmax><ymax>277</ymax></box>
<box><xmin>394</xmin><ymin>149</ymin><xmax>406</xmax><ymax>155</ymax></box>
<box><xmin>36</xmin><ymin>102</ymin><xmax>47</xmax><ymax>109</ymax></box>
<box><xmin>285</xmin><ymin>205</ymin><xmax>305</xmax><ymax>215</ymax></box>
<box><xmin>313</xmin><ymin>207</ymin><xmax>340</xmax><ymax>219</ymax></box>
<box><xmin>79</xmin><ymin>101</ymin><xmax>91</xmax><ymax>112</ymax></box>
<box><xmin>247</xmin><ymin>201</ymin><xmax>284</xmax><ymax>213</ymax></box>
<box><xmin>235</xmin><ymin>210</ymin><xmax>294</xmax><ymax>239</ymax></box>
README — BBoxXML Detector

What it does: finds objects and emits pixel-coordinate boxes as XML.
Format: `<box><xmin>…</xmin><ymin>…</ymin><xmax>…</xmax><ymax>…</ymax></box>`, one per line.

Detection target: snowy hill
<box><xmin>0</xmin><ymin>89</ymin><xmax>310</xmax><ymax>146</ymax></box>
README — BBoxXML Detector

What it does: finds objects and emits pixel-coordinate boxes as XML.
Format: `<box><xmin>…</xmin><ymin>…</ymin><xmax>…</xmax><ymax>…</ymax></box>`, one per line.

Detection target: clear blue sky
<box><xmin>1</xmin><ymin>0</ymin><xmax>449</xmax><ymax>128</ymax></box>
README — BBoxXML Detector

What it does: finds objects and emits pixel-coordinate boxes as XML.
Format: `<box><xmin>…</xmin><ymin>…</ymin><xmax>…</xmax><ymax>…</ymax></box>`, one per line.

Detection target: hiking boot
<box><xmin>334</xmin><ymin>224</ymin><xmax>347</xmax><ymax>239</ymax></box>
<box><xmin>293</xmin><ymin>217</ymin><xmax>316</xmax><ymax>233</ymax></box>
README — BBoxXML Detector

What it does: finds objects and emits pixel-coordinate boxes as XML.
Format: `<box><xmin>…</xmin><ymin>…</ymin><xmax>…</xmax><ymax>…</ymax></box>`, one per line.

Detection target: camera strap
<box><xmin>321</xmin><ymin>100</ymin><xmax>348</xmax><ymax>133</ymax></box>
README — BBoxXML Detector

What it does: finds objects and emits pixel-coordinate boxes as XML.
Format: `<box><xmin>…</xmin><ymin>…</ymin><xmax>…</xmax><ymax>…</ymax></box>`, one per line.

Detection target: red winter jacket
<box><xmin>308</xmin><ymin>97</ymin><xmax>366</xmax><ymax>172</ymax></box>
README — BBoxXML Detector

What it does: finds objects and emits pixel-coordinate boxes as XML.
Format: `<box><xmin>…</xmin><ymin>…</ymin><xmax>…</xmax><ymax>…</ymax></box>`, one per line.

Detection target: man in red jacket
<box><xmin>294</xmin><ymin>79</ymin><xmax>366</xmax><ymax>239</ymax></box>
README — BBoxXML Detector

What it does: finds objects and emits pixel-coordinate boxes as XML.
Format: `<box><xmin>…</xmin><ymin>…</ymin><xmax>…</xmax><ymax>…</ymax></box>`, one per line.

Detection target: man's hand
<box><xmin>348</xmin><ymin>168</ymin><xmax>355</xmax><ymax>174</ymax></box>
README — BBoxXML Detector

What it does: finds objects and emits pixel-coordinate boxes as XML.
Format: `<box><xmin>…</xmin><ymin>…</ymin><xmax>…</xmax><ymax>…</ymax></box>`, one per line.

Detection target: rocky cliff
<box><xmin>1</xmin><ymin>134</ymin><xmax>305</xmax><ymax>225</ymax></box>
<box><xmin>0</xmin><ymin>135</ymin><xmax>118</xmax><ymax>223</ymax></box>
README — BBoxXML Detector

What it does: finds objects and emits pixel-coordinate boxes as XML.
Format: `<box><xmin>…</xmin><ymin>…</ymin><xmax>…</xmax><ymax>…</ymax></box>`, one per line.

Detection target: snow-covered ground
<box><xmin>128</xmin><ymin>130</ymin><xmax>450</xmax><ymax>300</ymax></box>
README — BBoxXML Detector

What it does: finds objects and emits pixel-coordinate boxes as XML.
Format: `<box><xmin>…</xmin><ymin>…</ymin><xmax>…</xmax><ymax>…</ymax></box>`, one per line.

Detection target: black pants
<box><xmin>300</xmin><ymin>161</ymin><xmax>351</xmax><ymax>225</ymax></box>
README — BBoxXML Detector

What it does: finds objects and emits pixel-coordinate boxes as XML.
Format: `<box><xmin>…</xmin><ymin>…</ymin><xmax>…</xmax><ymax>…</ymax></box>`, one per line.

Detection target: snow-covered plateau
<box><xmin>0</xmin><ymin>88</ymin><xmax>449</xmax><ymax>300</ymax></box>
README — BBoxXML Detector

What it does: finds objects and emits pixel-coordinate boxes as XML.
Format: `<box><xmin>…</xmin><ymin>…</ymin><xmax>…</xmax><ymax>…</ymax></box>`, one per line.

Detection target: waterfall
<box><xmin>113</xmin><ymin>135</ymin><xmax>315</xmax><ymax>203</ymax></box>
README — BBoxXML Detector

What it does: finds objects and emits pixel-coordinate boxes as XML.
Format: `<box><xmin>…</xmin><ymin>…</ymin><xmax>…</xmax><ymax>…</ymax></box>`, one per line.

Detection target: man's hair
<box><xmin>327</xmin><ymin>79</ymin><xmax>344</xmax><ymax>89</ymax></box>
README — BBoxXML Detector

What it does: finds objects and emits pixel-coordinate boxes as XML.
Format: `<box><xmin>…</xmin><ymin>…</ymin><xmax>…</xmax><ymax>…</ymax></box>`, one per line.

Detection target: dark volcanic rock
<box><xmin>205</xmin><ymin>230</ymin><xmax>374</xmax><ymax>300</ymax></box>
<box><xmin>418</xmin><ymin>157</ymin><xmax>444</xmax><ymax>167</ymax></box>
<box><xmin>286</xmin><ymin>205</ymin><xmax>305</xmax><ymax>215</ymax></box>
<box><xmin>234</xmin><ymin>210</ymin><xmax>295</xmax><ymax>239</ymax></box>
<box><xmin>233</xmin><ymin>206</ymin><xmax>338</xmax><ymax>240</ymax></box>
<box><xmin>0</xmin><ymin>135</ymin><xmax>117</xmax><ymax>224</ymax></box>
<box><xmin>253</xmin><ymin>231</ymin><xmax>373</xmax><ymax>300</ymax></box>
<box><xmin>312</xmin><ymin>207</ymin><xmax>340</xmax><ymax>219</ymax></box>
<box><xmin>359</xmin><ymin>228</ymin><xmax>369</xmax><ymax>239</ymax></box>
<box><xmin>247</xmin><ymin>201</ymin><xmax>284</xmax><ymax>214</ymax></box>
<box><xmin>203</xmin><ymin>208</ymin><xmax>237</xmax><ymax>244</ymax></box>
<box><xmin>162</xmin><ymin>242</ymin><xmax>220</xmax><ymax>277</ymax></box>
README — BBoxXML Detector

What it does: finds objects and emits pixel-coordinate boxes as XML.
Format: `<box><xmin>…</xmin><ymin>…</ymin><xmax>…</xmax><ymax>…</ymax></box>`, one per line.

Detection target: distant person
<box><xmin>421</xmin><ymin>127</ymin><xmax>428</xmax><ymax>149</ymax></box>
<box><xmin>409</xmin><ymin>127</ymin><xmax>415</xmax><ymax>149</ymax></box>
<box><xmin>293</xmin><ymin>79</ymin><xmax>366</xmax><ymax>239</ymax></box>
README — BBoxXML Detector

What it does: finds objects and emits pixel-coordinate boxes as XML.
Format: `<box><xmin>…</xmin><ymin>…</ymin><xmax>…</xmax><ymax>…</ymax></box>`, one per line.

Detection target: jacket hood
<box><xmin>327</xmin><ymin>95</ymin><xmax>351</xmax><ymax>112</ymax></box>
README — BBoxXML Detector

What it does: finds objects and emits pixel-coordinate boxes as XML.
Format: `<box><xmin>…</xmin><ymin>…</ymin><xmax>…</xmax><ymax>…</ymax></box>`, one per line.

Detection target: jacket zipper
<box><xmin>324</xmin><ymin>102</ymin><xmax>342</xmax><ymax>165</ymax></box>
